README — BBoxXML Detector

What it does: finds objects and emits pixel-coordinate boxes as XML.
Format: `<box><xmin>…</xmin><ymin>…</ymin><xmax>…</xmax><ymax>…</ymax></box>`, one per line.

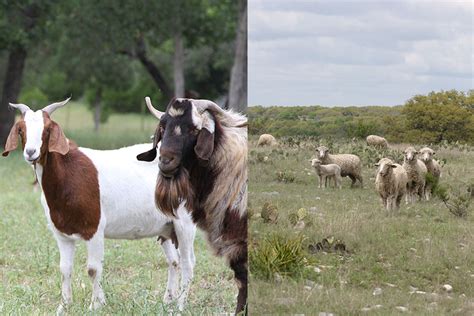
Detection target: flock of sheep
<box><xmin>258</xmin><ymin>133</ymin><xmax>442</xmax><ymax>212</ymax></box>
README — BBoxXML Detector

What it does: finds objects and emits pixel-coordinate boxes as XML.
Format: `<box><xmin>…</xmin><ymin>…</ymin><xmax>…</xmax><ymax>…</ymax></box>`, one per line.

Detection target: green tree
<box><xmin>0</xmin><ymin>1</ymin><xmax>57</xmax><ymax>145</ymax></box>
<box><xmin>402</xmin><ymin>90</ymin><xmax>474</xmax><ymax>143</ymax></box>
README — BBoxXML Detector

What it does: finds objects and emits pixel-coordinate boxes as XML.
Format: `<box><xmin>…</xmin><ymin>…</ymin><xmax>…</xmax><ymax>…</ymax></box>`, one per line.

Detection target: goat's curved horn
<box><xmin>9</xmin><ymin>102</ymin><xmax>31</xmax><ymax>114</ymax></box>
<box><xmin>42</xmin><ymin>97</ymin><xmax>71</xmax><ymax>115</ymax></box>
<box><xmin>145</xmin><ymin>96</ymin><xmax>165</xmax><ymax>119</ymax></box>
<box><xmin>191</xmin><ymin>99</ymin><xmax>223</xmax><ymax>114</ymax></box>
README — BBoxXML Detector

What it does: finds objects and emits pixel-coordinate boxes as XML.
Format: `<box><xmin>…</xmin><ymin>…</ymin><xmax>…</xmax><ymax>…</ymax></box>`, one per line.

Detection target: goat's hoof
<box><xmin>163</xmin><ymin>292</ymin><xmax>176</xmax><ymax>304</ymax></box>
<box><xmin>89</xmin><ymin>298</ymin><xmax>106</xmax><ymax>311</ymax></box>
<box><xmin>56</xmin><ymin>304</ymin><xmax>67</xmax><ymax>316</ymax></box>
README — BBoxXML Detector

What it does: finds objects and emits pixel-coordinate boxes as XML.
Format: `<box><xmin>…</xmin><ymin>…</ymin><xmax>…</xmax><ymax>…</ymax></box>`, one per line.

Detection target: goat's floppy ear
<box><xmin>194</xmin><ymin>128</ymin><xmax>214</xmax><ymax>162</ymax></box>
<box><xmin>194</xmin><ymin>112</ymin><xmax>215</xmax><ymax>162</ymax></box>
<box><xmin>2</xmin><ymin>122</ymin><xmax>20</xmax><ymax>157</ymax></box>
<box><xmin>137</xmin><ymin>127</ymin><xmax>161</xmax><ymax>161</ymax></box>
<box><xmin>48</xmin><ymin>121</ymin><xmax>69</xmax><ymax>155</ymax></box>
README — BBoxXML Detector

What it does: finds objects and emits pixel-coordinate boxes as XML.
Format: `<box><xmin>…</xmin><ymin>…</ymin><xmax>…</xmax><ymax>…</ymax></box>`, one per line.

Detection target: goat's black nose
<box><xmin>26</xmin><ymin>148</ymin><xmax>36</xmax><ymax>157</ymax></box>
<box><xmin>159</xmin><ymin>155</ymin><xmax>174</xmax><ymax>165</ymax></box>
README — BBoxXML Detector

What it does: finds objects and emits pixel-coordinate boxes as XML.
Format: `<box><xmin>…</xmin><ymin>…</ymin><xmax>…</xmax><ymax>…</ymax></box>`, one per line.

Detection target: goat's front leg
<box><xmin>55</xmin><ymin>236</ymin><xmax>76</xmax><ymax>315</ymax></box>
<box><xmin>86</xmin><ymin>233</ymin><xmax>105</xmax><ymax>310</ymax></box>
<box><xmin>174</xmin><ymin>204</ymin><xmax>197</xmax><ymax>311</ymax></box>
<box><xmin>160</xmin><ymin>239</ymin><xmax>180</xmax><ymax>304</ymax></box>
<box><xmin>230</xmin><ymin>248</ymin><xmax>248</xmax><ymax>315</ymax></box>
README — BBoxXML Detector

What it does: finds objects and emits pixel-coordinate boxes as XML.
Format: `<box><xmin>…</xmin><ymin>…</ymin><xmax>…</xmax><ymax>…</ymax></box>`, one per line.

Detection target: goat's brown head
<box><xmin>2</xmin><ymin>98</ymin><xmax>71</xmax><ymax>164</ymax></box>
<box><xmin>137</xmin><ymin>97</ymin><xmax>221</xmax><ymax>216</ymax></box>
<box><xmin>137</xmin><ymin>96</ymin><xmax>218</xmax><ymax>177</ymax></box>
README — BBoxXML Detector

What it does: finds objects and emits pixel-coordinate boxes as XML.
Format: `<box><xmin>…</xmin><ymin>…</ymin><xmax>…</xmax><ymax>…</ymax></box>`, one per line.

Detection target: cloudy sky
<box><xmin>248</xmin><ymin>0</ymin><xmax>473</xmax><ymax>106</ymax></box>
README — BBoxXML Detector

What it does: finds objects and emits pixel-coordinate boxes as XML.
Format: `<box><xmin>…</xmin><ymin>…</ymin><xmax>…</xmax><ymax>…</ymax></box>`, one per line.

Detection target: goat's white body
<box><xmin>34</xmin><ymin>142</ymin><xmax>196</xmax><ymax>312</ymax></box>
<box><xmin>79</xmin><ymin>144</ymin><xmax>171</xmax><ymax>239</ymax></box>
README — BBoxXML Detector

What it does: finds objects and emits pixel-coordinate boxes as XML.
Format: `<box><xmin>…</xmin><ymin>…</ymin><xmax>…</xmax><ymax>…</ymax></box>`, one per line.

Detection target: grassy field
<box><xmin>0</xmin><ymin>103</ymin><xmax>235</xmax><ymax>315</ymax></box>
<box><xmin>248</xmin><ymin>137</ymin><xmax>474</xmax><ymax>315</ymax></box>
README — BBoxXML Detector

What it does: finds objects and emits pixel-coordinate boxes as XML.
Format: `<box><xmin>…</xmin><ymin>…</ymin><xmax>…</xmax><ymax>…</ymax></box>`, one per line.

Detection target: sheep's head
<box><xmin>375</xmin><ymin>158</ymin><xmax>396</xmax><ymax>176</ymax></box>
<box><xmin>310</xmin><ymin>158</ymin><xmax>321</xmax><ymax>168</ymax></box>
<box><xmin>419</xmin><ymin>147</ymin><xmax>435</xmax><ymax>163</ymax></box>
<box><xmin>403</xmin><ymin>147</ymin><xmax>418</xmax><ymax>162</ymax></box>
<box><xmin>2</xmin><ymin>98</ymin><xmax>70</xmax><ymax>164</ymax></box>
<box><xmin>316</xmin><ymin>146</ymin><xmax>329</xmax><ymax>160</ymax></box>
<box><xmin>137</xmin><ymin>96</ymin><xmax>218</xmax><ymax>177</ymax></box>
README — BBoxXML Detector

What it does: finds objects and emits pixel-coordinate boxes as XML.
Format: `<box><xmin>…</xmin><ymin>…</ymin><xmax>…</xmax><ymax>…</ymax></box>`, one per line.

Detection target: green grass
<box><xmin>0</xmin><ymin>104</ymin><xmax>235</xmax><ymax>315</ymax></box>
<box><xmin>249</xmin><ymin>137</ymin><xmax>474</xmax><ymax>315</ymax></box>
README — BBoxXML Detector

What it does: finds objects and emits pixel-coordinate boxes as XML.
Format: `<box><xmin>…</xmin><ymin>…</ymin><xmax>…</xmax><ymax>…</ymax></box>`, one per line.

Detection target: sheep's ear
<box><xmin>2</xmin><ymin>122</ymin><xmax>20</xmax><ymax>157</ymax></box>
<box><xmin>137</xmin><ymin>127</ymin><xmax>161</xmax><ymax>161</ymax></box>
<box><xmin>48</xmin><ymin>121</ymin><xmax>69</xmax><ymax>155</ymax></box>
<box><xmin>374</xmin><ymin>163</ymin><xmax>379</xmax><ymax>167</ymax></box>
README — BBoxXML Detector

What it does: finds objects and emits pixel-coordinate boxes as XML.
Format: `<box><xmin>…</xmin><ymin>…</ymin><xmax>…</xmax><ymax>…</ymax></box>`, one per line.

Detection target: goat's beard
<box><xmin>155</xmin><ymin>168</ymin><xmax>194</xmax><ymax>217</ymax></box>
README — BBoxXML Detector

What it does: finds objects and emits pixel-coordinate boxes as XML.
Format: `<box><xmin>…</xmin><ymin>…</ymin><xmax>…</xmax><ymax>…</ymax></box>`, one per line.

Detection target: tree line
<box><xmin>0</xmin><ymin>0</ymin><xmax>247</xmax><ymax>144</ymax></box>
<box><xmin>249</xmin><ymin>90</ymin><xmax>474</xmax><ymax>145</ymax></box>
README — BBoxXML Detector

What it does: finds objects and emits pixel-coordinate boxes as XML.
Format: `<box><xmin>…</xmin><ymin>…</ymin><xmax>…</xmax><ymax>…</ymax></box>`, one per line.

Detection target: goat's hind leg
<box><xmin>86</xmin><ymin>233</ymin><xmax>106</xmax><ymax>310</ymax></box>
<box><xmin>173</xmin><ymin>204</ymin><xmax>197</xmax><ymax>311</ymax></box>
<box><xmin>55</xmin><ymin>236</ymin><xmax>76</xmax><ymax>315</ymax></box>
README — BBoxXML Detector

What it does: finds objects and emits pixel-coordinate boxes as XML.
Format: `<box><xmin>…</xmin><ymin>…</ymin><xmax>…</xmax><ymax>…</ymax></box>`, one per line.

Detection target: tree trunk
<box><xmin>228</xmin><ymin>0</ymin><xmax>248</xmax><ymax>113</ymax></box>
<box><xmin>0</xmin><ymin>46</ymin><xmax>27</xmax><ymax>146</ymax></box>
<box><xmin>135</xmin><ymin>36</ymin><xmax>173</xmax><ymax>102</ymax></box>
<box><xmin>173</xmin><ymin>29</ymin><xmax>185</xmax><ymax>98</ymax></box>
<box><xmin>93</xmin><ymin>87</ymin><xmax>102</xmax><ymax>132</ymax></box>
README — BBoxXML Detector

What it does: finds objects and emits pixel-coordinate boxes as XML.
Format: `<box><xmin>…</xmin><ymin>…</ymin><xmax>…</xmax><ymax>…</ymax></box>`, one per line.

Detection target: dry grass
<box><xmin>249</xmin><ymin>137</ymin><xmax>474</xmax><ymax>315</ymax></box>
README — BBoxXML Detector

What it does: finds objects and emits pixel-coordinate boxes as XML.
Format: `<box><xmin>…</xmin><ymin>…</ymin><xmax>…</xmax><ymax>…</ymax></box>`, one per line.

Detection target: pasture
<box><xmin>0</xmin><ymin>103</ymin><xmax>234</xmax><ymax>314</ymax></box>
<box><xmin>249</xmin><ymin>137</ymin><xmax>474</xmax><ymax>315</ymax></box>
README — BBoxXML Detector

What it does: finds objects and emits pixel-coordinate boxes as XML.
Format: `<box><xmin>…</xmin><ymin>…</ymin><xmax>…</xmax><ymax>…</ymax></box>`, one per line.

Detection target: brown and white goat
<box><xmin>137</xmin><ymin>97</ymin><xmax>248</xmax><ymax>314</ymax></box>
<box><xmin>2</xmin><ymin>99</ymin><xmax>196</xmax><ymax>313</ymax></box>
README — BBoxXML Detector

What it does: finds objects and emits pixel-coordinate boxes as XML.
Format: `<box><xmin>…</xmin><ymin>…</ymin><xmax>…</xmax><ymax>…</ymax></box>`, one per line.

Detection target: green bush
<box><xmin>250</xmin><ymin>233</ymin><xmax>309</xmax><ymax>280</ymax></box>
<box><xmin>19</xmin><ymin>87</ymin><xmax>48</xmax><ymax>109</ymax></box>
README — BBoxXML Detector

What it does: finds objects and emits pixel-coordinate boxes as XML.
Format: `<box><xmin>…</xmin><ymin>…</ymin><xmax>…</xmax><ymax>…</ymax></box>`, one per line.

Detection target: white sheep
<box><xmin>375</xmin><ymin>158</ymin><xmax>408</xmax><ymax>211</ymax></box>
<box><xmin>316</xmin><ymin>146</ymin><xmax>363</xmax><ymax>187</ymax></box>
<box><xmin>419</xmin><ymin>147</ymin><xmax>442</xmax><ymax>201</ymax></box>
<box><xmin>366</xmin><ymin>135</ymin><xmax>389</xmax><ymax>148</ymax></box>
<box><xmin>310</xmin><ymin>158</ymin><xmax>342</xmax><ymax>189</ymax></box>
<box><xmin>402</xmin><ymin>146</ymin><xmax>427</xmax><ymax>203</ymax></box>
<box><xmin>3</xmin><ymin>99</ymin><xmax>196</xmax><ymax>313</ymax></box>
<box><xmin>257</xmin><ymin>133</ymin><xmax>277</xmax><ymax>146</ymax></box>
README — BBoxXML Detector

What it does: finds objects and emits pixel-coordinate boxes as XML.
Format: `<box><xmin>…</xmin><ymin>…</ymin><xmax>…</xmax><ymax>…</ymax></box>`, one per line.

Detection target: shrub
<box><xmin>250</xmin><ymin>233</ymin><xmax>309</xmax><ymax>280</ymax></box>
<box><xmin>276</xmin><ymin>171</ymin><xmax>295</xmax><ymax>183</ymax></box>
<box><xmin>434</xmin><ymin>184</ymin><xmax>472</xmax><ymax>218</ymax></box>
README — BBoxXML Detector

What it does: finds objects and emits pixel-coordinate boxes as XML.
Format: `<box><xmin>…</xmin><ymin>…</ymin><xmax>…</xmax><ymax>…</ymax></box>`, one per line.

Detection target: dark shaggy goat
<box><xmin>137</xmin><ymin>97</ymin><xmax>248</xmax><ymax>314</ymax></box>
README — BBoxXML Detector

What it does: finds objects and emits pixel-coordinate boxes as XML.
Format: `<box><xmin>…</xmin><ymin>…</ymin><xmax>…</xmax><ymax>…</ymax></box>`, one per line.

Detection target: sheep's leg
<box><xmin>349</xmin><ymin>175</ymin><xmax>356</xmax><ymax>187</ymax></box>
<box><xmin>173</xmin><ymin>204</ymin><xmax>197</xmax><ymax>311</ymax></box>
<box><xmin>86</xmin><ymin>233</ymin><xmax>106</xmax><ymax>310</ymax></box>
<box><xmin>318</xmin><ymin>175</ymin><xmax>323</xmax><ymax>188</ymax></box>
<box><xmin>357</xmin><ymin>175</ymin><xmax>363</xmax><ymax>188</ymax></box>
<box><xmin>161</xmin><ymin>239</ymin><xmax>180</xmax><ymax>304</ymax></box>
<box><xmin>396</xmin><ymin>194</ymin><xmax>403</xmax><ymax>209</ymax></box>
<box><xmin>230</xmin><ymin>250</ymin><xmax>248</xmax><ymax>315</ymax></box>
<box><xmin>55</xmin><ymin>236</ymin><xmax>76</xmax><ymax>315</ymax></box>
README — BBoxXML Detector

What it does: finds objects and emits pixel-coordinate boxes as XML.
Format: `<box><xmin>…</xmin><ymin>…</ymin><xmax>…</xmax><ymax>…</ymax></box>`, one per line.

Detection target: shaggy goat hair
<box><xmin>137</xmin><ymin>97</ymin><xmax>248</xmax><ymax>314</ymax></box>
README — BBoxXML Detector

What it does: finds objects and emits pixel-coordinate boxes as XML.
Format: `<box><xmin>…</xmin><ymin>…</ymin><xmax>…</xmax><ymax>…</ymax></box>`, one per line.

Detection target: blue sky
<box><xmin>248</xmin><ymin>0</ymin><xmax>473</xmax><ymax>106</ymax></box>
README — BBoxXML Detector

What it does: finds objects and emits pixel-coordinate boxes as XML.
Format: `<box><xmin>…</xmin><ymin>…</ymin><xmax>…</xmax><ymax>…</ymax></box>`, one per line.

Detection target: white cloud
<box><xmin>249</xmin><ymin>0</ymin><xmax>474</xmax><ymax>106</ymax></box>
